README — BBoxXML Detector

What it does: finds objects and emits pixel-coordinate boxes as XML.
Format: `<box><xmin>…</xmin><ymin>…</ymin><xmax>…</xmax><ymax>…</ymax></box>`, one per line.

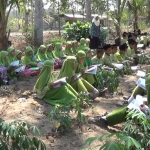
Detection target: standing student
<box><xmin>58</xmin><ymin>56</ymin><xmax>99</xmax><ymax>98</ymax></box>
<box><xmin>102</xmin><ymin>44</ymin><xmax>114</xmax><ymax>68</ymax></box>
<box><xmin>36</xmin><ymin>45</ymin><xmax>47</xmax><ymax>62</ymax></box>
<box><xmin>89</xmin><ymin>15</ymin><xmax>100</xmax><ymax>49</ymax></box>
<box><xmin>92</xmin><ymin>48</ymin><xmax>104</xmax><ymax>65</ymax></box>
<box><xmin>111</xmin><ymin>44</ymin><xmax>118</xmax><ymax>63</ymax></box>
<box><xmin>33</xmin><ymin>60</ymin><xmax>78</xmax><ymax>105</ymax></box>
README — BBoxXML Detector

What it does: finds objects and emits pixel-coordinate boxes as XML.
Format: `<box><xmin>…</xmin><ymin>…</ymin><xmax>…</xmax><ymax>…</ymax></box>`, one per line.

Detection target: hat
<box><xmin>103</xmin><ymin>44</ymin><xmax>111</xmax><ymax>50</ymax></box>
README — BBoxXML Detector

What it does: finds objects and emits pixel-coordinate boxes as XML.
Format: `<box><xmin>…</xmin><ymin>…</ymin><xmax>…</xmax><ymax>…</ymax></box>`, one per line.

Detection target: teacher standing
<box><xmin>89</xmin><ymin>15</ymin><xmax>101</xmax><ymax>49</ymax></box>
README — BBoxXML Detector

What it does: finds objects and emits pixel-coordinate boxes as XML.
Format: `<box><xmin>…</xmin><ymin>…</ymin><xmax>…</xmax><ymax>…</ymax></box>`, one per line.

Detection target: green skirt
<box><xmin>43</xmin><ymin>83</ymin><xmax>78</xmax><ymax>106</ymax></box>
<box><xmin>82</xmin><ymin>74</ymin><xmax>95</xmax><ymax>85</ymax></box>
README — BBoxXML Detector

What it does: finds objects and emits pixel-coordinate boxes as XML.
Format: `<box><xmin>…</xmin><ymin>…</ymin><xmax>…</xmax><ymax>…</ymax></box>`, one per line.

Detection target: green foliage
<box><xmin>63</xmin><ymin>21</ymin><xmax>91</xmax><ymax>41</ymax></box>
<box><xmin>48</xmin><ymin>92</ymin><xmax>90</xmax><ymax>130</ymax></box>
<box><xmin>49</xmin><ymin>36</ymin><xmax>66</xmax><ymax>45</ymax></box>
<box><xmin>96</xmin><ymin>68</ymin><xmax>120</xmax><ymax>93</ymax></box>
<box><xmin>0</xmin><ymin>119</ymin><xmax>46</xmax><ymax>150</ymax></box>
<box><xmin>84</xmin><ymin>109</ymin><xmax>150</xmax><ymax>150</ymax></box>
<box><xmin>22</xmin><ymin>23</ymin><xmax>34</xmax><ymax>46</ymax></box>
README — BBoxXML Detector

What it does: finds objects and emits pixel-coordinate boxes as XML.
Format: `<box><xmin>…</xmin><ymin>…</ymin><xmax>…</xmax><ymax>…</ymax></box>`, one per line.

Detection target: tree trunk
<box><xmin>0</xmin><ymin>20</ymin><xmax>8</xmax><ymax>50</ymax></box>
<box><xmin>34</xmin><ymin>0</ymin><xmax>43</xmax><ymax>47</ymax></box>
<box><xmin>85</xmin><ymin>0</ymin><xmax>92</xmax><ymax>22</ymax></box>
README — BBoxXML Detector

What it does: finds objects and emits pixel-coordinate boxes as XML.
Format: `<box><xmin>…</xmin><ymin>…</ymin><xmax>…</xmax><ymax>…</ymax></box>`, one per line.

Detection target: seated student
<box><xmin>102</xmin><ymin>44</ymin><xmax>114</xmax><ymax>68</ymax></box>
<box><xmin>0</xmin><ymin>52</ymin><xmax>9</xmax><ymax>85</ymax></box>
<box><xmin>88</xmin><ymin>74</ymin><xmax>150</xmax><ymax>128</ymax></box>
<box><xmin>111</xmin><ymin>44</ymin><xmax>118</xmax><ymax>63</ymax></box>
<box><xmin>46</xmin><ymin>44</ymin><xmax>56</xmax><ymax>60</ymax></box>
<box><xmin>84</xmin><ymin>48</ymin><xmax>93</xmax><ymax>68</ymax></box>
<box><xmin>7</xmin><ymin>47</ymin><xmax>16</xmax><ymax>64</ymax></box>
<box><xmin>126</xmin><ymin>39</ymin><xmax>137</xmax><ymax>58</ymax></box>
<box><xmin>121</xmin><ymin>32</ymin><xmax>128</xmax><ymax>45</ymax></box>
<box><xmin>76</xmin><ymin>50</ymin><xmax>96</xmax><ymax>86</ymax></box>
<box><xmin>33</xmin><ymin>60</ymin><xmax>78</xmax><ymax>105</ymax></box>
<box><xmin>72</xmin><ymin>40</ymin><xmax>78</xmax><ymax>55</ymax></box>
<box><xmin>54</xmin><ymin>42</ymin><xmax>65</xmax><ymax>59</ymax></box>
<box><xmin>15</xmin><ymin>50</ymin><xmax>23</xmax><ymax>64</ymax></box>
<box><xmin>64</xmin><ymin>41</ymin><xmax>73</xmax><ymax>56</ymax></box>
<box><xmin>77</xmin><ymin>38</ymin><xmax>86</xmax><ymax>51</ymax></box>
<box><xmin>92</xmin><ymin>48</ymin><xmax>104</xmax><ymax>65</ymax></box>
<box><xmin>140</xmin><ymin>32</ymin><xmax>148</xmax><ymax>47</ymax></box>
<box><xmin>58</xmin><ymin>56</ymin><xmax>99</xmax><ymax>98</ymax></box>
<box><xmin>85</xmin><ymin>38</ymin><xmax>90</xmax><ymax>47</ymax></box>
<box><xmin>22</xmin><ymin>46</ymin><xmax>37</xmax><ymax>67</ymax></box>
<box><xmin>115</xmin><ymin>43</ymin><xmax>128</xmax><ymax>62</ymax></box>
<box><xmin>36</xmin><ymin>45</ymin><xmax>47</xmax><ymax>62</ymax></box>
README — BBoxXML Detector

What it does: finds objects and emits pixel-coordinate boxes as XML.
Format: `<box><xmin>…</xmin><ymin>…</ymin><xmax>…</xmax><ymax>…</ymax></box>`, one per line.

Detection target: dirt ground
<box><xmin>0</xmin><ymin>33</ymin><xmax>149</xmax><ymax>150</ymax></box>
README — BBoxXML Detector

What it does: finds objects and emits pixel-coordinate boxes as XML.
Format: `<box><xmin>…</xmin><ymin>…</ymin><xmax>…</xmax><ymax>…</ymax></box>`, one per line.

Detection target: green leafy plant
<box><xmin>48</xmin><ymin>92</ymin><xmax>89</xmax><ymax>131</ymax></box>
<box><xmin>49</xmin><ymin>36</ymin><xmax>66</xmax><ymax>45</ymax></box>
<box><xmin>0</xmin><ymin>119</ymin><xmax>46</xmax><ymax>150</ymax></box>
<box><xmin>84</xmin><ymin>109</ymin><xmax>150</xmax><ymax>150</ymax></box>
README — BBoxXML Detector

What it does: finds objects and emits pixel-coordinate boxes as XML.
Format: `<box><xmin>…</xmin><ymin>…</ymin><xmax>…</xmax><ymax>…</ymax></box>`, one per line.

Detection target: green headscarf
<box><xmin>76</xmin><ymin>50</ymin><xmax>86</xmax><ymax>73</ymax></box>
<box><xmin>59</xmin><ymin>56</ymin><xmax>77</xmax><ymax>83</ymax></box>
<box><xmin>84</xmin><ymin>48</ymin><xmax>92</xmax><ymax>67</ymax></box>
<box><xmin>7</xmin><ymin>47</ymin><xmax>16</xmax><ymax>64</ymax></box>
<box><xmin>64</xmin><ymin>41</ymin><xmax>73</xmax><ymax>55</ymax></box>
<box><xmin>146</xmin><ymin>75</ymin><xmax>150</xmax><ymax>108</ymax></box>
<box><xmin>46</xmin><ymin>44</ymin><xmax>57</xmax><ymax>60</ymax></box>
<box><xmin>77</xmin><ymin>38</ymin><xmax>86</xmax><ymax>51</ymax></box>
<box><xmin>15</xmin><ymin>50</ymin><xmax>22</xmax><ymax>64</ymax></box>
<box><xmin>33</xmin><ymin>60</ymin><xmax>54</xmax><ymax>93</ymax></box>
<box><xmin>36</xmin><ymin>45</ymin><xmax>47</xmax><ymax>61</ymax></box>
<box><xmin>72</xmin><ymin>40</ymin><xmax>78</xmax><ymax>55</ymax></box>
<box><xmin>54</xmin><ymin>43</ymin><xmax>64</xmax><ymax>58</ymax></box>
<box><xmin>0</xmin><ymin>51</ymin><xmax>9</xmax><ymax>67</ymax></box>
<box><xmin>22</xmin><ymin>46</ymin><xmax>34</xmax><ymax>64</ymax></box>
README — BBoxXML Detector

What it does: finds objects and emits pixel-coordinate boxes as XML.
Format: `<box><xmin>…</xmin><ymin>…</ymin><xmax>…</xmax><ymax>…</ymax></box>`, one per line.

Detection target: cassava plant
<box><xmin>48</xmin><ymin>92</ymin><xmax>90</xmax><ymax>131</ymax></box>
<box><xmin>0</xmin><ymin>119</ymin><xmax>46</xmax><ymax>150</ymax></box>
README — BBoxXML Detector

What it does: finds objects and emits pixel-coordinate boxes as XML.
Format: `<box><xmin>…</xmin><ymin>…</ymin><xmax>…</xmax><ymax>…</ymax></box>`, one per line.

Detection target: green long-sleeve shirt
<box><xmin>126</xmin><ymin>48</ymin><xmax>135</xmax><ymax>58</ymax></box>
<box><xmin>102</xmin><ymin>53</ymin><xmax>113</xmax><ymax>67</ymax></box>
<box><xmin>111</xmin><ymin>53</ymin><xmax>118</xmax><ymax>63</ymax></box>
<box><xmin>92</xmin><ymin>55</ymin><xmax>103</xmax><ymax>65</ymax></box>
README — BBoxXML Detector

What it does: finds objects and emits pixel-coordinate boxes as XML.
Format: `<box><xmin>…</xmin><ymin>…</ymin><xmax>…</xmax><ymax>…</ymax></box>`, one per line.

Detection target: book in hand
<box><xmin>15</xmin><ymin>65</ymin><xmax>26</xmax><ymax>72</ymax></box>
<box><xmin>136</xmin><ymin>78</ymin><xmax>146</xmax><ymax>90</ymax></box>
<box><xmin>71</xmin><ymin>74</ymin><xmax>81</xmax><ymax>82</ymax></box>
<box><xmin>52</xmin><ymin>77</ymin><xmax>67</xmax><ymax>88</ymax></box>
<box><xmin>84</xmin><ymin>66</ymin><xmax>97</xmax><ymax>75</ymax></box>
<box><xmin>112</xmin><ymin>63</ymin><xmax>124</xmax><ymax>70</ymax></box>
<box><xmin>10</xmin><ymin>60</ymin><xmax>19</xmax><ymax>67</ymax></box>
<box><xmin>127</xmin><ymin>95</ymin><xmax>147</xmax><ymax>115</ymax></box>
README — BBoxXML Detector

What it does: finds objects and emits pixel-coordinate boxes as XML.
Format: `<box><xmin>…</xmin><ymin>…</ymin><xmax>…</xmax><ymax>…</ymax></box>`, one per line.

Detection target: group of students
<box><xmin>1</xmin><ymin>33</ymin><xmax>150</xmax><ymax>128</ymax></box>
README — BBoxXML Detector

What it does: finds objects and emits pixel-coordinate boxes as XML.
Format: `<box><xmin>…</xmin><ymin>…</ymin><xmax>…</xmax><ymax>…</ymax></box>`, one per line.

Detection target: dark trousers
<box><xmin>89</xmin><ymin>36</ymin><xmax>100</xmax><ymax>49</ymax></box>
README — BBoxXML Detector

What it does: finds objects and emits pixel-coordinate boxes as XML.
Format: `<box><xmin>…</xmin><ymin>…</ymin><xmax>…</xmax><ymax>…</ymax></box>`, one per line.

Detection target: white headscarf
<box><xmin>92</xmin><ymin>15</ymin><xmax>100</xmax><ymax>26</ymax></box>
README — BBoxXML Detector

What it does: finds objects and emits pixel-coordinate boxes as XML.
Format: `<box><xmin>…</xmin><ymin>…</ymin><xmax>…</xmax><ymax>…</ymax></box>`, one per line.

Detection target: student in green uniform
<box><xmin>111</xmin><ymin>44</ymin><xmax>118</xmax><ymax>63</ymax></box>
<box><xmin>76</xmin><ymin>50</ymin><xmax>96</xmax><ymax>86</ymax></box>
<box><xmin>77</xmin><ymin>38</ymin><xmax>86</xmax><ymax>51</ymax></box>
<box><xmin>22</xmin><ymin>46</ymin><xmax>37</xmax><ymax>67</ymax></box>
<box><xmin>33</xmin><ymin>60</ymin><xmax>78</xmax><ymax>105</ymax></box>
<box><xmin>64</xmin><ymin>41</ymin><xmax>73</xmax><ymax>56</ymax></box>
<box><xmin>121</xmin><ymin>32</ymin><xmax>128</xmax><ymax>45</ymax></box>
<box><xmin>46</xmin><ymin>44</ymin><xmax>57</xmax><ymax>60</ymax></box>
<box><xmin>72</xmin><ymin>40</ymin><xmax>78</xmax><ymax>55</ymax></box>
<box><xmin>54</xmin><ymin>42</ymin><xmax>65</xmax><ymax>59</ymax></box>
<box><xmin>88</xmin><ymin>74</ymin><xmax>150</xmax><ymax>128</ymax></box>
<box><xmin>58</xmin><ymin>56</ymin><xmax>99</xmax><ymax>98</ymax></box>
<box><xmin>92</xmin><ymin>48</ymin><xmax>104</xmax><ymax>65</ymax></box>
<box><xmin>115</xmin><ymin>43</ymin><xmax>128</xmax><ymax>62</ymax></box>
<box><xmin>36</xmin><ymin>45</ymin><xmax>47</xmax><ymax>61</ymax></box>
<box><xmin>85</xmin><ymin>38</ymin><xmax>90</xmax><ymax>47</ymax></box>
<box><xmin>84</xmin><ymin>48</ymin><xmax>93</xmax><ymax>68</ymax></box>
<box><xmin>15</xmin><ymin>50</ymin><xmax>23</xmax><ymax>63</ymax></box>
<box><xmin>7</xmin><ymin>47</ymin><xmax>16</xmax><ymax>64</ymax></box>
<box><xmin>126</xmin><ymin>39</ymin><xmax>137</xmax><ymax>57</ymax></box>
<box><xmin>102</xmin><ymin>44</ymin><xmax>114</xmax><ymax>67</ymax></box>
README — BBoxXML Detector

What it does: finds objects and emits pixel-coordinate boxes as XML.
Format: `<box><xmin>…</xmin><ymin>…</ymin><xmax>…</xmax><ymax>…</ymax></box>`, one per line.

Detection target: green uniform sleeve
<box><xmin>102</xmin><ymin>53</ymin><xmax>113</xmax><ymax>67</ymax></box>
